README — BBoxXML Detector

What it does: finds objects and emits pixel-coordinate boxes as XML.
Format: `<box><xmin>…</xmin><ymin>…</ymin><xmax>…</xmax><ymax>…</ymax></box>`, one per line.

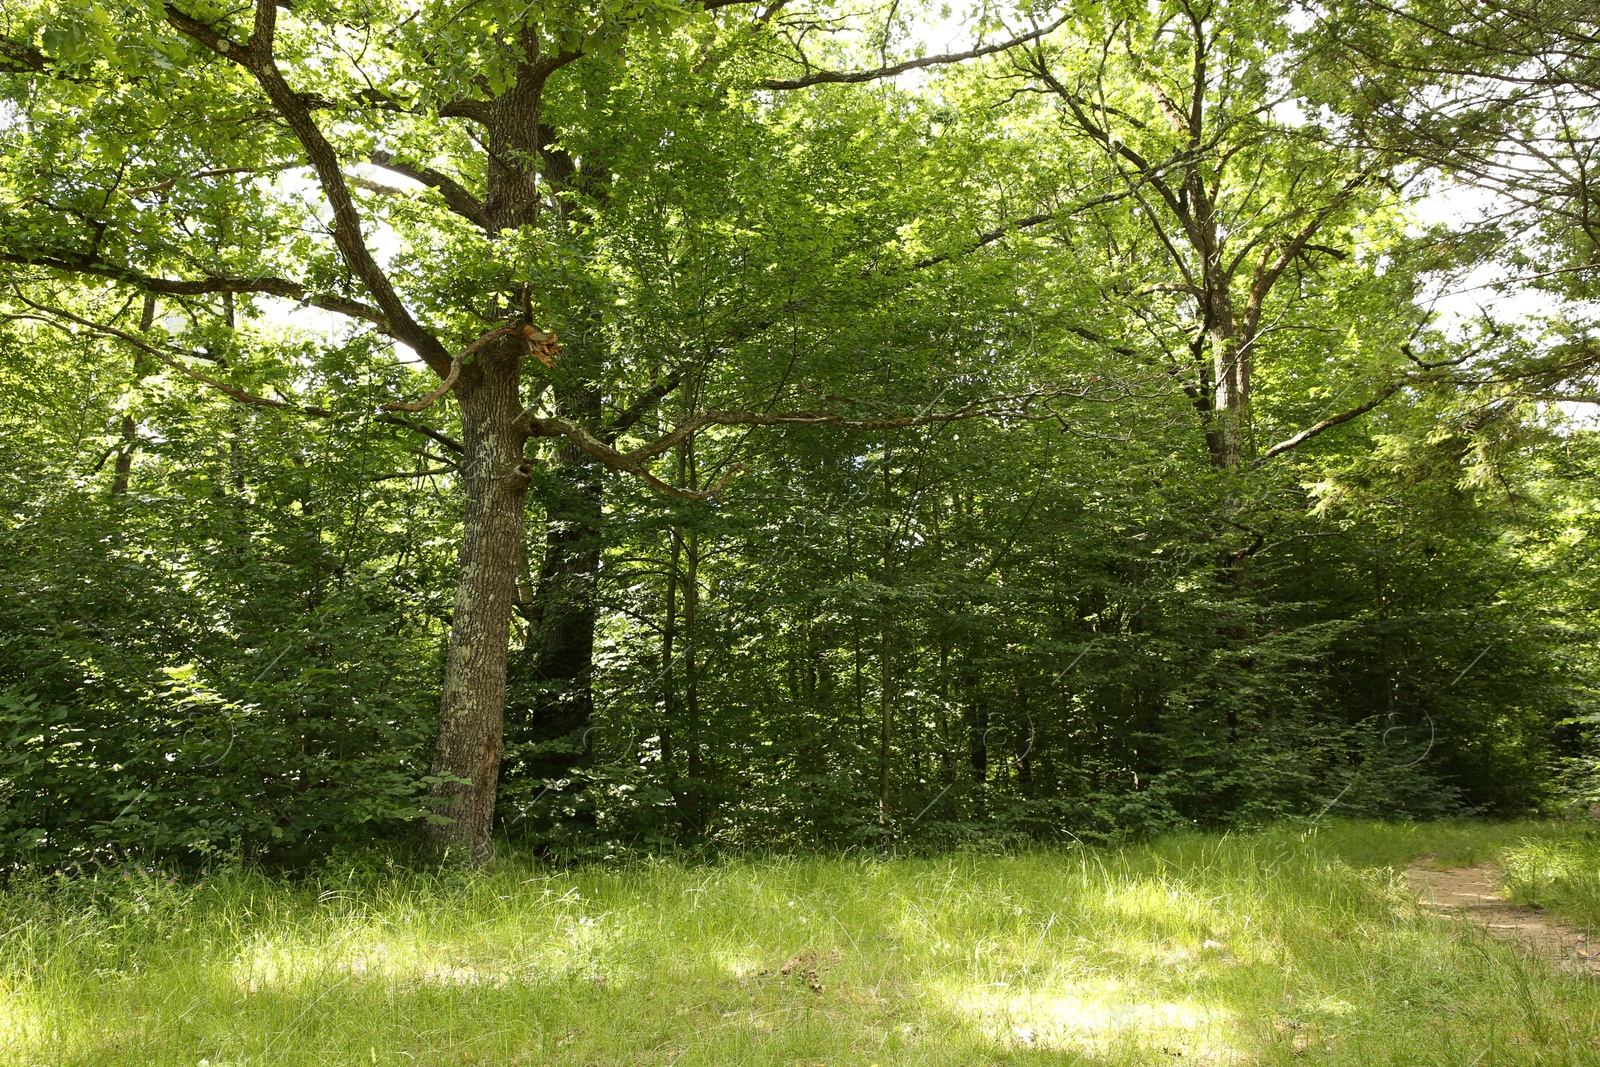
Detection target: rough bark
<box><xmin>424</xmin><ymin>32</ymin><xmax>564</xmax><ymax>860</ymax></box>
<box><xmin>1205</xmin><ymin>287</ymin><xmax>1248</xmax><ymax>470</ymax></box>
<box><xmin>28</xmin><ymin>0</ymin><xmax>1071</xmax><ymax>867</ymax></box>
<box><xmin>424</xmin><ymin>338</ymin><xmax>531</xmax><ymax>862</ymax></box>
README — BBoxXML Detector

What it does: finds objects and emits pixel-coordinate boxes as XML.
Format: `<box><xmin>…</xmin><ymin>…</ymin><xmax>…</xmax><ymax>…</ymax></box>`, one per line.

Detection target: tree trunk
<box><xmin>661</xmin><ymin>520</ymin><xmax>681</xmax><ymax>803</ymax></box>
<box><xmin>684</xmin><ymin>524</ymin><xmax>702</xmax><ymax>814</ymax></box>
<box><xmin>1201</xmin><ymin>207</ymin><xmax>1248</xmax><ymax>470</ymax></box>
<box><xmin>111</xmin><ymin>415</ymin><xmax>137</xmax><ymax>496</ymax></box>
<box><xmin>1209</xmin><ymin>328</ymin><xmax>1247</xmax><ymax>469</ymax></box>
<box><xmin>968</xmin><ymin>694</ymin><xmax>989</xmax><ymax>783</ymax></box>
<box><xmin>879</xmin><ymin>620</ymin><xmax>893</xmax><ymax>822</ymax></box>
<box><xmin>425</xmin><ymin>339</ymin><xmax>530</xmax><ymax>863</ymax></box>
<box><xmin>517</xmin><ymin>380</ymin><xmax>604</xmax><ymax>783</ymax></box>
<box><xmin>503</xmin><ymin>72</ymin><xmax>613</xmax><ymax>784</ymax></box>
<box><xmin>878</xmin><ymin>435</ymin><xmax>894</xmax><ymax>823</ymax></box>
<box><xmin>111</xmin><ymin>295</ymin><xmax>156</xmax><ymax>497</ymax></box>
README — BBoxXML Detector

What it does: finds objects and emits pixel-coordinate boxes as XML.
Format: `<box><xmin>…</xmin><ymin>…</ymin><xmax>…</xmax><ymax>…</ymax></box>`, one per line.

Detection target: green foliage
<box><xmin>0</xmin><ymin>313</ymin><xmax>457</xmax><ymax>865</ymax></box>
<box><xmin>1</xmin><ymin>0</ymin><xmax>1598</xmax><ymax>865</ymax></box>
<box><xmin>1499</xmin><ymin>829</ymin><xmax>1600</xmax><ymax>927</ymax></box>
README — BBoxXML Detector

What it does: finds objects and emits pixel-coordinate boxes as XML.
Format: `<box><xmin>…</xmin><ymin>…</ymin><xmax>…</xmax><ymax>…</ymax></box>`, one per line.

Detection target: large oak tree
<box><xmin>0</xmin><ymin>0</ymin><xmax>1071</xmax><ymax>861</ymax></box>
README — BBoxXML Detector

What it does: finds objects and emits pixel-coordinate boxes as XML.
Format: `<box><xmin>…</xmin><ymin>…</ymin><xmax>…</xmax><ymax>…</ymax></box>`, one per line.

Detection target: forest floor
<box><xmin>3</xmin><ymin>820</ymin><xmax>1600</xmax><ymax>1067</ymax></box>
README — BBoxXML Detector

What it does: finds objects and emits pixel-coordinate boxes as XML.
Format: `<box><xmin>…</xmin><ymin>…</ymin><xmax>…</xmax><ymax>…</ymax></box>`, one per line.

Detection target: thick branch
<box><xmin>12</xmin><ymin>288</ymin><xmax>333</xmax><ymax>418</ymax></box>
<box><xmin>367</xmin><ymin>465</ymin><xmax>457</xmax><ymax>482</ymax></box>
<box><xmin>438</xmin><ymin>98</ymin><xmax>492</xmax><ymax>124</ymax></box>
<box><xmin>760</xmin><ymin>15</ymin><xmax>1068</xmax><ymax>89</ymax></box>
<box><xmin>369</xmin><ymin>150</ymin><xmax>490</xmax><ymax>230</ymax></box>
<box><xmin>1254</xmin><ymin>381</ymin><xmax>1403</xmax><ymax>464</ymax></box>
<box><xmin>163</xmin><ymin>2</ymin><xmax>453</xmax><ymax>374</ymax></box>
<box><xmin>1065</xmin><ymin>323</ymin><xmax>1139</xmax><ymax>359</ymax></box>
<box><xmin>1026</xmin><ymin>54</ymin><xmax>1197</xmax><ymax>249</ymax></box>
<box><xmin>380</xmin><ymin>322</ymin><xmax>548</xmax><ymax>412</ymax></box>
<box><xmin>1245</xmin><ymin>170</ymin><xmax>1375</xmax><ymax>320</ymax></box>
<box><xmin>0</xmin><ymin>36</ymin><xmax>49</xmax><ymax>73</ymax></box>
<box><xmin>1</xmin><ymin>249</ymin><xmax>386</xmax><ymax>326</ymax></box>
<box><xmin>376</xmin><ymin>413</ymin><xmax>464</xmax><ymax>453</ymax></box>
<box><xmin>605</xmin><ymin>370</ymin><xmax>685</xmax><ymax>442</ymax></box>
<box><xmin>350</xmin><ymin>175</ymin><xmax>410</xmax><ymax>197</ymax></box>
<box><xmin>382</xmin><ymin>358</ymin><xmax>460</xmax><ymax>412</ymax></box>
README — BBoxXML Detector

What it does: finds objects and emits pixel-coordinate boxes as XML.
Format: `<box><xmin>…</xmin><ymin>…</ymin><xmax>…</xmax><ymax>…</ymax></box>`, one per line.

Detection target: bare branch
<box><xmin>382</xmin><ymin>358</ymin><xmax>460</xmax><ymax>412</ymax></box>
<box><xmin>1</xmin><ymin>249</ymin><xmax>387</xmax><ymax>326</ymax></box>
<box><xmin>760</xmin><ymin>14</ymin><xmax>1068</xmax><ymax>89</ymax></box>
<box><xmin>375</xmin><ymin>322</ymin><xmax>557</xmax><ymax>414</ymax></box>
<box><xmin>369</xmin><ymin>150</ymin><xmax>490</xmax><ymax>230</ymax></box>
<box><xmin>1254</xmin><ymin>380</ymin><xmax>1404</xmax><ymax>464</ymax></box>
<box><xmin>349</xmin><ymin>175</ymin><xmax>410</xmax><ymax>197</ymax></box>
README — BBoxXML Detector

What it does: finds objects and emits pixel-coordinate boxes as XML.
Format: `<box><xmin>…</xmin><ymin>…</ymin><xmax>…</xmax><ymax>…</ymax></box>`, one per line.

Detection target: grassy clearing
<box><xmin>2</xmin><ymin>821</ymin><xmax>1597</xmax><ymax>1067</ymax></box>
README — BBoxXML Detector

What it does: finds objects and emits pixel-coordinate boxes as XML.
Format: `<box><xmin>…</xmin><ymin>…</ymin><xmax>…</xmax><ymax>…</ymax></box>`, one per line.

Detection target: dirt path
<box><xmin>1407</xmin><ymin>863</ymin><xmax>1599</xmax><ymax>976</ymax></box>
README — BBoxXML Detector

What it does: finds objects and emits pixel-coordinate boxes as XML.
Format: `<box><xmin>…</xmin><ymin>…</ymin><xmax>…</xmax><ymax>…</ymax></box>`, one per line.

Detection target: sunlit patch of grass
<box><xmin>1500</xmin><ymin>829</ymin><xmax>1600</xmax><ymax>926</ymax></box>
<box><xmin>939</xmin><ymin>976</ymin><xmax>1239</xmax><ymax>1063</ymax></box>
<box><xmin>0</xmin><ymin>984</ymin><xmax>50</xmax><ymax>1061</ymax></box>
<box><xmin>2</xmin><ymin>820</ymin><xmax>1598</xmax><ymax>1065</ymax></box>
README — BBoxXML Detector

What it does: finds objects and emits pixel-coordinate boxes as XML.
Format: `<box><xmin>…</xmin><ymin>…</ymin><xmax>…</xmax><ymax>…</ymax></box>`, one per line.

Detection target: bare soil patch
<box><xmin>1407</xmin><ymin>862</ymin><xmax>1599</xmax><ymax>975</ymax></box>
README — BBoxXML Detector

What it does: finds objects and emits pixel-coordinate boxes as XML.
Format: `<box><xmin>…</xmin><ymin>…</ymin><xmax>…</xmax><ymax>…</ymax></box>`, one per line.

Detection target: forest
<box><xmin>0</xmin><ymin>0</ymin><xmax>1593</xmax><ymax>876</ymax></box>
<box><xmin>1</xmin><ymin>0</ymin><xmax>1599</xmax><ymax>870</ymax></box>
<box><xmin>9</xmin><ymin>1</ymin><xmax>1600</xmax><ymax>1063</ymax></box>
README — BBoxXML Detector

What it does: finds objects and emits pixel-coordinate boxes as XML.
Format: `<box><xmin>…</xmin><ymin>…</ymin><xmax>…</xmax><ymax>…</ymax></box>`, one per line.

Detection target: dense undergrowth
<box><xmin>5</xmin><ymin>259</ymin><xmax>1598</xmax><ymax>871</ymax></box>
<box><xmin>2</xmin><ymin>820</ymin><xmax>1598</xmax><ymax>1067</ymax></box>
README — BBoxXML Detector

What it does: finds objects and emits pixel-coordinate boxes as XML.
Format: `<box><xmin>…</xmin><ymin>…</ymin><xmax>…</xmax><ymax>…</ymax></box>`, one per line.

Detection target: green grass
<box><xmin>3</xmin><ymin>821</ymin><xmax>1598</xmax><ymax>1066</ymax></box>
<box><xmin>1500</xmin><ymin>828</ymin><xmax>1600</xmax><ymax>929</ymax></box>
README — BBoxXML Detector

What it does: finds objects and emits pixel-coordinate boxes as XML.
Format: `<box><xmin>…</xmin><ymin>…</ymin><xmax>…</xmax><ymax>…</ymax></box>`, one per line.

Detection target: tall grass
<box><xmin>1500</xmin><ymin>828</ymin><xmax>1600</xmax><ymax>928</ymax></box>
<box><xmin>1</xmin><ymin>821</ymin><xmax>1595</xmax><ymax>1066</ymax></box>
